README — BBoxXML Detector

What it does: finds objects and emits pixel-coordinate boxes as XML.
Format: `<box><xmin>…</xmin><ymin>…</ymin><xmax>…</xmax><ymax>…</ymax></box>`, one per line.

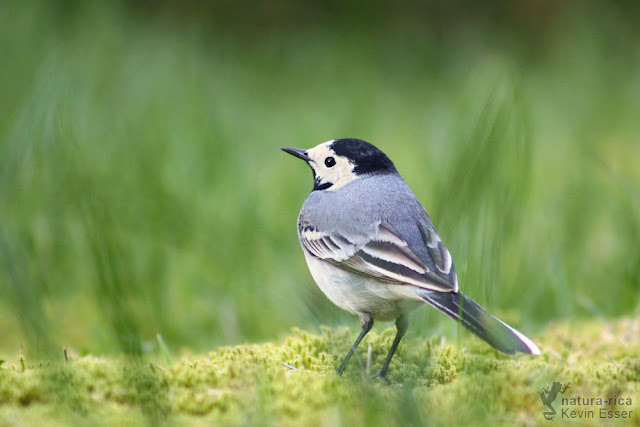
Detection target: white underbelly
<box><xmin>304</xmin><ymin>252</ymin><xmax>426</xmax><ymax>322</ymax></box>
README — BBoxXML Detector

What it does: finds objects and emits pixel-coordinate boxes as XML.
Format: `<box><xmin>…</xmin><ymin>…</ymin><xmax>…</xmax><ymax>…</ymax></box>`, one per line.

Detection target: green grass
<box><xmin>0</xmin><ymin>0</ymin><xmax>639</xmax><ymax>424</ymax></box>
<box><xmin>1</xmin><ymin>318</ymin><xmax>639</xmax><ymax>426</ymax></box>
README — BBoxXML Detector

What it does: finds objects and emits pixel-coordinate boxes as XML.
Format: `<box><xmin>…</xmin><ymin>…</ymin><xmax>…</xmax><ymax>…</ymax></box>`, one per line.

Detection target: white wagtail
<box><xmin>282</xmin><ymin>139</ymin><xmax>541</xmax><ymax>380</ymax></box>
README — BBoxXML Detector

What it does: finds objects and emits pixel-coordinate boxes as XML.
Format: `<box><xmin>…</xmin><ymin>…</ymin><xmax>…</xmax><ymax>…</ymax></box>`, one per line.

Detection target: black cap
<box><xmin>330</xmin><ymin>139</ymin><xmax>397</xmax><ymax>175</ymax></box>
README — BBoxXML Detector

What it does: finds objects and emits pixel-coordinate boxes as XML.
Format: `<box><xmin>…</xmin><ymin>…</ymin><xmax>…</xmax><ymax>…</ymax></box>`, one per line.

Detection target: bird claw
<box><xmin>371</xmin><ymin>370</ymin><xmax>390</xmax><ymax>385</ymax></box>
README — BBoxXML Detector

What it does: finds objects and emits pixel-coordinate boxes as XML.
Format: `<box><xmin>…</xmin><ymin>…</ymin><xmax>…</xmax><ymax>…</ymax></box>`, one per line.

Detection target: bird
<box><xmin>281</xmin><ymin>138</ymin><xmax>540</xmax><ymax>381</ymax></box>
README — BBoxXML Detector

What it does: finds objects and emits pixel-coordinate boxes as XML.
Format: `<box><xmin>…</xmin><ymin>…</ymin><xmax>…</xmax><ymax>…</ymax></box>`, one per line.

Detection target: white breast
<box><xmin>303</xmin><ymin>252</ymin><xmax>426</xmax><ymax>322</ymax></box>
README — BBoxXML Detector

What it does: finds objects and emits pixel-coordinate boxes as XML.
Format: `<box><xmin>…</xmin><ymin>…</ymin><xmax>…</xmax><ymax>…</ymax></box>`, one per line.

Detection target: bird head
<box><xmin>281</xmin><ymin>139</ymin><xmax>397</xmax><ymax>191</ymax></box>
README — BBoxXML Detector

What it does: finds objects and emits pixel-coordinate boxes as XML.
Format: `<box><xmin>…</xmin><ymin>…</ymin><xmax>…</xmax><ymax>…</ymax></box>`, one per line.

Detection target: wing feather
<box><xmin>418</xmin><ymin>221</ymin><xmax>454</xmax><ymax>275</ymax></box>
<box><xmin>300</xmin><ymin>221</ymin><xmax>454</xmax><ymax>292</ymax></box>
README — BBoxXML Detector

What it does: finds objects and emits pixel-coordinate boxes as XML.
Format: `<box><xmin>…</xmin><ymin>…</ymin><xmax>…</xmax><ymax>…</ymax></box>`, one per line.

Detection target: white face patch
<box><xmin>306</xmin><ymin>140</ymin><xmax>359</xmax><ymax>191</ymax></box>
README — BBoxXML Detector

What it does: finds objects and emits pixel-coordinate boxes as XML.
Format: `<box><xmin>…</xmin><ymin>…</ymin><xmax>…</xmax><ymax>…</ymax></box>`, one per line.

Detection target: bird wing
<box><xmin>300</xmin><ymin>221</ymin><xmax>455</xmax><ymax>292</ymax></box>
<box><xmin>417</xmin><ymin>219</ymin><xmax>458</xmax><ymax>291</ymax></box>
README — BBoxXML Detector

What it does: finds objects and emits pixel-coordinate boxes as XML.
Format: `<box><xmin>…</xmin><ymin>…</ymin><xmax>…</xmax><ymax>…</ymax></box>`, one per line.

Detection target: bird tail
<box><xmin>419</xmin><ymin>291</ymin><xmax>541</xmax><ymax>355</ymax></box>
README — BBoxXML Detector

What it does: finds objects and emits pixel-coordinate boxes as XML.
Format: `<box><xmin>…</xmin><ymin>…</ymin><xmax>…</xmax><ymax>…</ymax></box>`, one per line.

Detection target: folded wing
<box><xmin>300</xmin><ymin>221</ymin><xmax>455</xmax><ymax>292</ymax></box>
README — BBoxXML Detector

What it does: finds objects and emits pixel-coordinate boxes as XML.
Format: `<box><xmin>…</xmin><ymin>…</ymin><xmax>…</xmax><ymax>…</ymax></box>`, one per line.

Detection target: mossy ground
<box><xmin>1</xmin><ymin>318</ymin><xmax>638</xmax><ymax>426</ymax></box>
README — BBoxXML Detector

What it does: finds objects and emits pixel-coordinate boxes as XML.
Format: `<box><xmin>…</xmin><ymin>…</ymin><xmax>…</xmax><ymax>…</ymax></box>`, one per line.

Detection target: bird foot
<box><xmin>371</xmin><ymin>370</ymin><xmax>390</xmax><ymax>385</ymax></box>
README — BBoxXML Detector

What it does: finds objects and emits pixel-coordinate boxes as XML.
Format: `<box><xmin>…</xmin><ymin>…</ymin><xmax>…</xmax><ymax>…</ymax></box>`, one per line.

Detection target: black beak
<box><xmin>281</xmin><ymin>147</ymin><xmax>311</xmax><ymax>162</ymax></box>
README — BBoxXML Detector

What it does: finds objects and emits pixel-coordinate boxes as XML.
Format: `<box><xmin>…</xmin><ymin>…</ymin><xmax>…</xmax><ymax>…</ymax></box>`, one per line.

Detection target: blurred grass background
<box><xmin>0</xmin><ymin>0</ymin><xmax>639</xmax><ymax>362</ymax></box>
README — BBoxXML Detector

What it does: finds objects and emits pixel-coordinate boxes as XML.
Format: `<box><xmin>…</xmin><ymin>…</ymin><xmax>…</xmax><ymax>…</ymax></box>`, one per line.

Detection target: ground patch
<box><xmin>1</xmin><ymin>318</ymin><xmax>638</xmax><ymax>426</ymax></box>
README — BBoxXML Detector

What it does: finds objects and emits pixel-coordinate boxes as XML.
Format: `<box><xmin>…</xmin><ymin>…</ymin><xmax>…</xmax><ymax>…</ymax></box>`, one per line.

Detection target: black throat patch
<box><xmin>313</xmin><ymin>175</ymin><xmax>333</xmax><ymax>191</ymax></box>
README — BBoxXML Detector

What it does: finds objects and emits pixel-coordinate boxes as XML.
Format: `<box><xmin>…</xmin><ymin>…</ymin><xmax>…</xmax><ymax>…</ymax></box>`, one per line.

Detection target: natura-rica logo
<box><xmin>539</xmin><ymin>382</ymin><xmax>571</xmax><ymax>420</ymax></box>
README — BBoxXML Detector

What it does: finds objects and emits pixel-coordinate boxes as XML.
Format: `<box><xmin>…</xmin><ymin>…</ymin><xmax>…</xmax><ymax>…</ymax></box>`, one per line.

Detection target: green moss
<box><xmin>1</xmin><ymin>318</ymin><xmax>639</xmax><ymax>426</ymax></box>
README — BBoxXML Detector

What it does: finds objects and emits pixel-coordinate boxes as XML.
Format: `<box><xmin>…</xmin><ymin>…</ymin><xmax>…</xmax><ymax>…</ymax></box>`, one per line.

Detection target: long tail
<box><xmin>419</xmin><ymin>291</ymin><xmax>541</xmax><ymax>355</ymax></box>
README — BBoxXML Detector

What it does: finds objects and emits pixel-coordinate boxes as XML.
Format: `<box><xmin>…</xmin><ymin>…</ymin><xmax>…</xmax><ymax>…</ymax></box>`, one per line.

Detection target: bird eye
<box><xmin>325</xmin><ymin>157</ymin><xmax>336</xmax><ymax>168</ymax></box>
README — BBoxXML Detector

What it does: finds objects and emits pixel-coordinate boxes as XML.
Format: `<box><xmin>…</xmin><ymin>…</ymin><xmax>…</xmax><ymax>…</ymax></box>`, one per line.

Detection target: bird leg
<box><xmin>337</xmin><ymin>313</ymin><xmax>373</xmax><ymax>375</ymax></box>
<box><xmin>373</xmin><ymin>315</ymin><xmax>408</xmax><ymax>381</ymax></box>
